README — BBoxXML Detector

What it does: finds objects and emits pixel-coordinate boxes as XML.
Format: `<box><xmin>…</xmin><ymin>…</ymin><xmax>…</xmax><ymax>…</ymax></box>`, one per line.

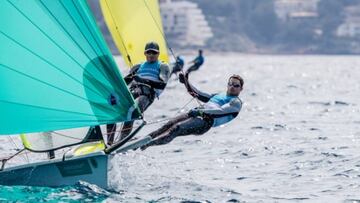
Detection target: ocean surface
<box><xmin>1</xmin><ymin>54</ymin><xmax>360</xmax><ymax>202</ymax></box>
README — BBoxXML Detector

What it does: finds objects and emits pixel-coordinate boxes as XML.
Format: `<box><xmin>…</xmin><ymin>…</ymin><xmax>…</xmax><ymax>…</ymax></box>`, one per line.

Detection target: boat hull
<box><xmin>0</xmin><ymin>152</ymin><xmax>108</xmax><ymax>188</ymax></box>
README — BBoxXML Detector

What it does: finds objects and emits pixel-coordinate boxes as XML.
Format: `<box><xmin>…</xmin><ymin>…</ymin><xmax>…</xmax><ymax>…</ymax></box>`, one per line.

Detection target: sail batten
<box><xmin>0</xmin><ymin>0</ymin><xmax>140</xmax><ymax>135</ymax></box>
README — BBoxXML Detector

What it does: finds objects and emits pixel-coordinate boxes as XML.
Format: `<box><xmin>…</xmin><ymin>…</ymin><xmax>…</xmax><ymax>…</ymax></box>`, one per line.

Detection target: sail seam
<box><xmin>57</xmin><ymin>0</ymin><xmax>122</xmax><ymax>92</ymax></box>
<box><xmin>0</xmin><ymin>63</ymin><xmax>123</xmax><ymax>119</ymax></box>
<box><xmin>6</xmin><ymin>0</ymin><xmax>111</xmax><ymax>100</ymax></box>
<box><xmin>39</xmin><ymin>1</ymin><xmax>116</xmax><ymax>96</ymax></box>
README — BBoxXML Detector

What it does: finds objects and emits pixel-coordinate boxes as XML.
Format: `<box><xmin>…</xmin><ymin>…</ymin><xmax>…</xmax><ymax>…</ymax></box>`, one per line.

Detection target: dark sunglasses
<box><xmin>145</xmin><ymin>50</ymin><xmax>159</xmax><ymax>55</ymax></box>
<box><xmin>228</xmin><ymin>82</ymin><xmax>241</xmax><ymax>88</ymax></box>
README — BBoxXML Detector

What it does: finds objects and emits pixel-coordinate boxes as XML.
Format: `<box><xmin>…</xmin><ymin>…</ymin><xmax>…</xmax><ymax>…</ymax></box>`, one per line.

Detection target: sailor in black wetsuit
<box><xmin>186</xmin><ymin>49</ymin><xmax>204</xmax><ymax>74</ymax></box>
<box><xmin>141</xmin><ymin>73</ymin><xmax>244</xmax><ymax>150</ymax></box>
<box><xmin>106</xmin><ymin>42</ymin><xmax>170</xmax><ymax>145</ymax></box>
<box><xmin>170</xmin><ymin>55</ymin><xmax>185</xmax><ymax>78</ymax></box>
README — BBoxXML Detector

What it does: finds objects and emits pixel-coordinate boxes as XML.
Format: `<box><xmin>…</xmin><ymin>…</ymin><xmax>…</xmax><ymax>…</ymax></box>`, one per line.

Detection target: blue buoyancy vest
<box><xmin>195</xmin><ymin>55</ymin><xmax>204</xmax><ymax>66</ymax></box>
<box><xmin>208</xmin><ymin>93</ymin><xmax>239</xmax><ymax>127</ymax></box>
<box><xmin>177</xmin><ymin>56</ymin><xmax>185</xmax><ymax>67</ymax></box>
<box><xmin>137</xmin><ymin>61</ymin><xmax>161</xmax><ymax>81</ymax></box>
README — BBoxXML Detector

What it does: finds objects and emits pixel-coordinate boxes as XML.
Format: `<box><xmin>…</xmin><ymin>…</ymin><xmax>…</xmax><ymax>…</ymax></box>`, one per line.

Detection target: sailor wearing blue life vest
<box><xmin>186</xmin><ymin>49</ymin><xmax>204</xmax><ymax>74</ymax></box>
<box><xmin>141</xmin><ymin>73</ymin><xmax>243</xmax><ymax>150</ymax></box>
<box><xmin>170</xmin><ymin>55</ymin><xmax>185</xmax><ymax>77</ymax></box>
<box><xmin>106</xmin><ymin>41</ymin><xmax>170</xmax><ymax>145</ymax></box>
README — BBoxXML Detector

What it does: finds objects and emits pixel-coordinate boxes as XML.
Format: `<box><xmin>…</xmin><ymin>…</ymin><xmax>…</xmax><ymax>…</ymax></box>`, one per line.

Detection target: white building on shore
<box><xmin>159</xmin><ymin>0</ymin><xmax>213</xmax><ymax>47</ymax></box>
<box><xmin>337</xmin><ymin>5</ymin><xmax>360</xmax><ymax>38</ymax></box>
<box><xmin>274</xmin><ymin>0</ymin><xmax>319</xmax><ymax>21</ymax></box>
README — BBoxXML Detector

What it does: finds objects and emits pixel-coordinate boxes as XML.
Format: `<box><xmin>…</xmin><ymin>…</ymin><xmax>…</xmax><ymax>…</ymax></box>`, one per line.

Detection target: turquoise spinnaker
<box><xmin>0</xmin><ymin>0</ymin><xmax>140</xmax><ymax>135</ymax></box>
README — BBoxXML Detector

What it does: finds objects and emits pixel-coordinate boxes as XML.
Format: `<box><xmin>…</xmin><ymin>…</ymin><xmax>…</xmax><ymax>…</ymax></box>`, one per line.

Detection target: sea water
<box><xmin>1</xmin><ymin>54</ymin><xmax>360</xmax><ymax>202</ymax></box>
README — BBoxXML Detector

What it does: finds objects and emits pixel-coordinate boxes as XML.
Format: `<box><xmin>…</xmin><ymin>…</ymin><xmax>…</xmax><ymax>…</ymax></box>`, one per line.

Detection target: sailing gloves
<box><xmin>188</xmin><ymin>109</ymin><xmax>203</xmax><ymax>117</ymax></box>
<box><xmin>179</xmin><ymin>73</ymin><xmax>186</xmax><ymax>84</ymax></box>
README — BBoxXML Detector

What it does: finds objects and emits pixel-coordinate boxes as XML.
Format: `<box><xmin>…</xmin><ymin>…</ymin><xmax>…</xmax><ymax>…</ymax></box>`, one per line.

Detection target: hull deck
<box><xmin>0</xmin><ymin>152</ymin><xmax>108</xmax><ymax>188</ymax></box>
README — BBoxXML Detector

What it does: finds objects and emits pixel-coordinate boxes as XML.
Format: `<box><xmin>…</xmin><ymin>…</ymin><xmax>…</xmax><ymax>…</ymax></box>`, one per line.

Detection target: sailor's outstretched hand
<box><xmin>188</xmin><ymin>109</ymin><xmax>202</xmax><ymax>117</ymax></box>
<box><xmin>179</xmin><ymin>73</ymin><xmax>186</xmax><ymax>84</ymax></box>
<box><xmin>189</xmin><ymin>91</ymin><xmax>198</xmax><ymax>97</ymax></box>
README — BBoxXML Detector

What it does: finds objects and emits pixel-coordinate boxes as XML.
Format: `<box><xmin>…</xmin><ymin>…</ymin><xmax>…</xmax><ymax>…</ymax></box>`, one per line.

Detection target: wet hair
<box><xmin>228</xmin><ymin>74</ymin><xmax>244</xmax><ymax>88</ymax></box>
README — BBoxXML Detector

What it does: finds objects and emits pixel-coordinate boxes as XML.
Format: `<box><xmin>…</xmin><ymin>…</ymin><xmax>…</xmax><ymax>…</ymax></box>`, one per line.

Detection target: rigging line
<box><xmin>48</xmin><ymin>117</ymin><xmax>142</xmax><ymax>123</ymax></box>
<box><xmin>0</xmin><ymin>63</ymin><xmax>116</xmax><ymax>114</ymax></box>
<box><xmin>71</xmin><ymin>0</ymin><xmax>131</xmax><ymax>96</ymax></box>
<box><xmin>59</xmin><ymin>0</ymin><xmax>133</xmax><ymax>102</ymax></box>
<box><xmin>50</xmin><ymin>129</ymin><xmax>106</xmax><ymax>142</ymax></box>
<box><xmin>140</xmin><ymin>0</ymin><xmax>204</xmax><ymax>114</ymax></box>
<box><xmin>39</xmin><ymin>1</ymin><xmax>129</xmax><ymax>103</ymax></box>
<box><xmin>7</xmin><ymin>136</ymin><xmax>19</xmax><ymax>150</ymax></box>
<box><xmin>140</xmin><ymin>1</ymin><xmax>205</xmax><ymax>118</ymax></box>
<box><xmin>70</xmin><ymin>0</ymin><xmax>113</xmax><ymax>67</ymax></box>
<box><xmin>51</xmin><ymin>131</ymin><xmax>85</xmax><ymax>141</ymax></box>
<box><xmin>48</xmin><ymin>0</ymin><xmax>125</xmax><ymax>97</ymax></box>
<box><xmin>173</xmin><ymin>97</ymin><xmax>195</xmax><ymax>115</ymax></box>
<box><xmin>104</xmin><ymin>122</ymin><xmax>146</xmax><ymax>137</ymax></box>
<box><xmin>146</xmin><ymin>97</ymin><xmax>195</xmax><ymax>125</ymax></box>
<box><xmin>24</xmin><ymin>149</ymin><xmax>29</xmax><ymax>163</ymax></box>
<box><xmin>6</xmin><ymin>1</ymin><xmax>112</xmax><ymax>100</ymax></box>
<box><xmin>104</xmin><ymin>0</ymin><xmax>134</xmax><ymax>67</ymax></box>
<box><xmin>7</xmin><ymin>136</ymin><xmax>28</xmax><ymax>163</ymax></box>
<box><xmin>67</xmin><ymin>0</ymin><xmax>125</xmax><ymax>83</ymax></box>
<box><xmin>141</xmin><ymin>0</ymin><xmax>177</xmax><ymax>62</ymax></box>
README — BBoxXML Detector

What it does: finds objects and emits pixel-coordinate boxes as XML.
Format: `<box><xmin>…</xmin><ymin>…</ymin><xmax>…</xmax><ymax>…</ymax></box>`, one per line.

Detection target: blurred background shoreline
<box><xmin>89</xmin><ymin>0</ymin><xmax>360</xmax><ymax>55</ymax></box>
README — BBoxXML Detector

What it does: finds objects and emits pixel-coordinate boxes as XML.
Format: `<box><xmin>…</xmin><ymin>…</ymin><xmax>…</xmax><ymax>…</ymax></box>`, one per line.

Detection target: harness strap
<box><xmin>130</xmin><ymin>82</ymin><xmax>156</xmax><ymax>100</ymax></box>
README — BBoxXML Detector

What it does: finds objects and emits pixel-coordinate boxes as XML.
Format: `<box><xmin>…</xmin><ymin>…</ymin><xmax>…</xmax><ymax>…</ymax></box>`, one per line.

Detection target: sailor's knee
<box><xmin>163</xmin><ymin>120</ymin><xmax>177</xmax><ymax>129</ymax></box>
<box><xmin>169</xmin><ymin>124</ymin><xmax>185</xmax><ymax>135</ymax></box>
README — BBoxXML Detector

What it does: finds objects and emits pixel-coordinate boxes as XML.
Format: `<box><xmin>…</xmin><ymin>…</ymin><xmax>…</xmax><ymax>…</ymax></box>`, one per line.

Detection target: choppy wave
<box><xmin>1</xmin><ymin>55</ymin><xmax>360</xmax><ymax>202</ymax></box>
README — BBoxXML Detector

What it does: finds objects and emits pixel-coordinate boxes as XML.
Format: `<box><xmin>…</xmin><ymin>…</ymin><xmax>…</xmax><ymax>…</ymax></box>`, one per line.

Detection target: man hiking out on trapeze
<box><xmin>186</xmin><ymin>49</ymin><xmax>204</xmax><ymax>74</ymax></box>
<box><xmin>140</xmin><ymin>73</ymin><xmax>244</xmax><ymax>150</ymax></box>
<box><xmin>170</xmin><ymin>55</ymin><xmax>185</xmax><ymax>78</ymax></box>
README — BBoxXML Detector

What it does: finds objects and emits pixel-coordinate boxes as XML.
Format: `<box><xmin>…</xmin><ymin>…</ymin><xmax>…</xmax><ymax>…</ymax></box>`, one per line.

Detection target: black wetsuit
<box><xmin>186</xmin><ymin>55</ymin><xmax>204</xmax><ymax>74</ymax></box>
<box><xmin>142</xmin><ymin>74</ymin><xmax>242</xmax><ymax>149</ymax></box>
<box><xmin>170</xmin><ymin>62</ymin><xmax>184</xmax><ymax>77</ymax></box>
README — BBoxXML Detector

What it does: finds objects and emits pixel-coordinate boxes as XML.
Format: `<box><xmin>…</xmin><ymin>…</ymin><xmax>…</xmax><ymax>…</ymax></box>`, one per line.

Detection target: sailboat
<box><xmin>0</xmin><ymin>0</ymin><xmax>167</xmax><ymax>188</ymax></box>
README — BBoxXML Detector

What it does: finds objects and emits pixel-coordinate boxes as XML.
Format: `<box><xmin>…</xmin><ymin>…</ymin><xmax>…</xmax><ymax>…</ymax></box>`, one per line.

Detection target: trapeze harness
<box><xmin>130</xmin><ymin>61</ymin><xmax>166</xmax><ymax>102</ymax></box>
<box><xmin>200</xmin><ymin>93</ymin><xmax>241</xmax><ymax>127</ymax></box>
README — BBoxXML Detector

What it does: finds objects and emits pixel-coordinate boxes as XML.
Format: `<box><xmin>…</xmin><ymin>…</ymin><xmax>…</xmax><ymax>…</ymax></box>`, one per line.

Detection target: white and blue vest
<box><xmin>205</xmin><ymin>93</ymin><xmax>239</xmax><ymax>127</ymax></box>
<box><xmin>136</xmin><ymin>61</ymin><xmax>165</xmax><ymax>96</ymax></box>
<box><xmin>137</xmin><ymin>61</ymin><xmax>161</xmax><ymax>82</ymax></box>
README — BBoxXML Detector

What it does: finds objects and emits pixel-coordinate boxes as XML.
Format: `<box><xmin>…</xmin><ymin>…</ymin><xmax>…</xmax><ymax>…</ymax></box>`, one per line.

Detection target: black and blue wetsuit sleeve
<box><xmin>124</xmin><ymin>64</ymin><xmax>140</xmax><ymax>85</ymax></box>
<box><xmin>183</xmin><ymin>78</ymin><xmax>214</xmax><ymax>102</ymax></box>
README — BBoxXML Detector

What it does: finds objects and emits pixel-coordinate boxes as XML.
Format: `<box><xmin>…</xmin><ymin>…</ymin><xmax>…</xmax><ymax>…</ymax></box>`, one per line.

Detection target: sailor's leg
<box><xmin>106</xmin><ymin>123</ymin><xmax>116</xmax><ymax>145</ymax></box>
<box><xmin>120</xmin><ymin>95</ymin><xmax>153</xmax><ymax>139</ymax></box>
<box><xmin>119</xmin><ymin>121</ymin><xmax>133</xmax><ymax>140</ymax></box>
<box><xmin>186</xmin><ymin>65</ymin><xmax>199</xmax><ymax>74</ymax></box>
<box><xmin>148</xmin><ymin>113</ymin><xmax>190</xmax><ymax>139</ymax></box>
<box><xmin>142</xmin><ymin>117</ymin><xmax>212</xmax><ymax>149</ymax></box>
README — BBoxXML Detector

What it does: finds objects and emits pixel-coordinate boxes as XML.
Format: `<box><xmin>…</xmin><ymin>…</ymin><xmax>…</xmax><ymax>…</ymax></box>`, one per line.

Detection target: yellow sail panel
<box><xmin>100</xmin><ymin>0</ymin><xmax>169</xmax><ymax>67</ymax></box>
